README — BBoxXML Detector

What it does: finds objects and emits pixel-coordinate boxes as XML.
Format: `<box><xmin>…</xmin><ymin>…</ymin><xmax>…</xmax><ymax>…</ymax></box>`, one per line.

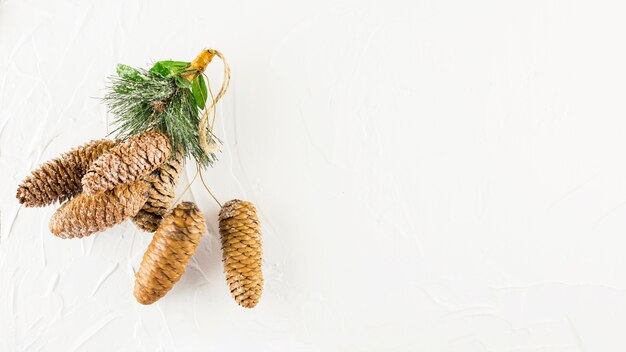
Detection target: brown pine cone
<box><xmin>132</xmin><ymin>210</ymin><xmax>163</xmax><ymax>233</ymax></box>
<box><xmin>16</xmin><ymin>139</ymin><xmax>117</xmax><ymax>207</ymax></box>
<box><xmin>134</xmin><ymin>202</ymin><xmax>206</xmax><ymax>305</ymax></box>
<box><xmin>81</xmin><ymin>130</ymin><xmax>171</xmax><ymax>194</ymax></box>
<box><xmin>49</xmin><ymin>179</ymin><xmax>150</xmax><ymax>239</ymax></box>
<box><xmin>219</xmin><ymin>199</ymin><xmax>263</xmax><ymax>308</ymax></box>
<box><xmin>132</xmin><ymin>152</ymin><xmax>185</xmax><ymax>232</ymax></box>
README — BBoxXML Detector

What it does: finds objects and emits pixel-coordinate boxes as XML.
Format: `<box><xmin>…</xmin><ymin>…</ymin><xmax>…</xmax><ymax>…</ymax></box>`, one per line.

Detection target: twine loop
<box><xmin>194</xmin><ymin>49</ymin><xmax>230</xmax><ymax>155</ymax></box>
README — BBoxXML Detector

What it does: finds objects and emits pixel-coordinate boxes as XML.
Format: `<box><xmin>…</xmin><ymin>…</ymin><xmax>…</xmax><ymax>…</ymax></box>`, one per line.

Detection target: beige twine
<box><xmin>198</xmin><ymin>50</ymin><xmax>230</xmax><ymax>155</ymax></box>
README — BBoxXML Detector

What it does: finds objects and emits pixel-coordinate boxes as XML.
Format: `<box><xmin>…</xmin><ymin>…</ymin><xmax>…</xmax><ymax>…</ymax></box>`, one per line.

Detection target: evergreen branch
<box><xmin>103</xmin><ymin>67</ymin><xmax>219</xmax><ymax>167</ymax></box>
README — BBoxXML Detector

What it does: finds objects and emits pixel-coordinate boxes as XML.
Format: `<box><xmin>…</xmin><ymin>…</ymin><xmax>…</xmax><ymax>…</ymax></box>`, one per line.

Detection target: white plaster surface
<box><xmin>2</xmin><ymin>0</ymin><xmax>626</xmax><ymax>350</ymax></box>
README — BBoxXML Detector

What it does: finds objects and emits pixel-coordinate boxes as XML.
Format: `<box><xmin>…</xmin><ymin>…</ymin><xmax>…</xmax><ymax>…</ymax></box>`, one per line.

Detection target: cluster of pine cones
<box><xmin>16</xmin><ymin>130</ymin><xmax>263</xmax><ymax>308</ymax></box>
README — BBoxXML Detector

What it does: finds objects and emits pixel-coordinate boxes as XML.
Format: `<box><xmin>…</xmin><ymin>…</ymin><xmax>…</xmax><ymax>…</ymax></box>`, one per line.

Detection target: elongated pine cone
<box><xmin>132</xmin><ymin>152</ymin><xmax>185</xmax><ymax>232</ymax></box>
<box><xmin>134</xmin><ymin>202</ymin><xmax>206</xmax><ymax>305</ymax></box>
<box><xmin>16</xmin><ymin>139</ymin><xmax>117</xmax><ymax>207</ymax></box>
<box><xmin>81</xmin><ymin>130</ymin><xmax>171</xmax><ymax>194</ymax></box>
<box><xmin>219</xmin><ymin>199</ymin><xmax>263</xmax><ymax>308</ymax></box>
<box><xmin>49</xmin><ymin>179</ymin><xmax>150</xmax><ymax>239</ymax></box>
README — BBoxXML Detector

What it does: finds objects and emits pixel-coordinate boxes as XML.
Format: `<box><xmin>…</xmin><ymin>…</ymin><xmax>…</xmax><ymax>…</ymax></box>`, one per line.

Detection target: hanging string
<box><xmin>197</xmin><ymin>73</ymin><xmax>223</xmax><ymax>207</ymax></box>
<box><xmin>174</xmin><ymin>166</ymin><xmax>199</xmax><ymax>205</ymax></box>
<box><xmin>203</xmin><ymin>72</ymin><xmax>217</xmax><ymax>132</ymax></box>
<box><xmin>179</xmin><ymin>49</ymin><xmax>229</xmax><ymax>208</ymax></box>
<box><xmin>196</xmin><ymin>66</ymin><xmax>222</xmax><ymax>207</ymax></box>
<box><xmin>199</xmin><ymin>166</ymin><xmax>222</xmax><ymax>207</ymax></box>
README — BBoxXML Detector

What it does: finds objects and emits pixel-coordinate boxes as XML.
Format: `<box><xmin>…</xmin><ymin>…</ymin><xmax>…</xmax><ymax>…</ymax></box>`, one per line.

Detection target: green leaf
<box><xmin>160</xmin><ymin>60</ymin><xmax>190</xmax><ymax>74</ymax></box>
<box><xmin>150</xmin><ymin>60</ymin><xmax>190</xmax><ymax>77</ymax></box>
<box><xmin>191</xmin><ymin>75</ymin><xmax>208</xmax><ymax>109</ymax></box>
<box><xmin>116</xmin><ymin>64</ymin><xmax>142</xmax><ymax>81</ymax></box>
<box><xmin>150</xmin><ymin>62</ymin><xmax>171</xmax><ymax>77</ymax></box>
<box><xmin>174</xmin><ymin>75</ymin><xmax>192</xmax><ymax>89</ymax></box>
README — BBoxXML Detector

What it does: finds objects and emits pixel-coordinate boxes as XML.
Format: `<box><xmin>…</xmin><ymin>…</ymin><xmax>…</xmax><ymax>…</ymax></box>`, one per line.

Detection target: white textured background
<box><xmin>2</xmin><ymin>0</ymin><xmax>626</xmax><ymax>351</ymax></box>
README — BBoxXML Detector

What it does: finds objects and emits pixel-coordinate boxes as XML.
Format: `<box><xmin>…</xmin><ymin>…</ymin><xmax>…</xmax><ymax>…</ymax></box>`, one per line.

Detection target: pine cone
<box><xmin>81</xmin><ymin>130</ymin><xmax>171</xmax><ymax>194</ymax></box>
<box><xmin>49</xmin><ymin>179</ymin><xmax>150</xmax><ymax>239</ymax></box>
<box><xmin>132</xmin><ymin>210</ymin><xmax>163</xmax><ymax>233</ymax></box>
<box><xmin>219</xmin><ymin>199</ymin><xmax>263</xmax><ymax>308</ymax></box>
<box><xmin>134</xmin><ymin>202</ymin><xmax>206</xmax><ymax>305</ymax></box>
<box><xmin>132</xmin><ymin>152</ymin><xmax>185</xmax><ymax>232</ymax></box>
<box><xmin>16</xmin><ymin>139</ymin><xmax>117</xmax><ymax>207</ymax></box>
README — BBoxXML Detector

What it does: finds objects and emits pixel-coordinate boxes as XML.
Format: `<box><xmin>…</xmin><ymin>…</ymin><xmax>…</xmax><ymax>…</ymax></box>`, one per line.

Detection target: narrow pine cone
<box><xmin>49</xmin><ymin>179</ymin><xmax>150</xmax><ymax>239</ymax></box>
<box><xmin>81</xmin><ymin>130</ymin><xmax>171</xmax><ymax>194</ymax></box>
<box><xmin>134</xmin><ymin>202</ymin><xmax>206</xmax><ymax>305</ymax></box>
<box><xmin>16</xmin><ymin>139</ymin><xmax>117</xmax><ymax>207</ymax></box>
<box><xmin>219</xmin><ymin>199</ymin><xmax>263</xmax><ymax>308</ymax></box>
<box><xmin>132</xmin><ymin>152</ymin><xmax>185</xmax><ymax>232</ymax></box>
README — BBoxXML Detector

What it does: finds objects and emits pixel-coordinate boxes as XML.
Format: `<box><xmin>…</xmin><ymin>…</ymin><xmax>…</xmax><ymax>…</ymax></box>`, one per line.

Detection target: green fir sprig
<box><xmin>103</xmin><ymin>60</ymin><xmax>217</xmax><ymax>167</ymax></box>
